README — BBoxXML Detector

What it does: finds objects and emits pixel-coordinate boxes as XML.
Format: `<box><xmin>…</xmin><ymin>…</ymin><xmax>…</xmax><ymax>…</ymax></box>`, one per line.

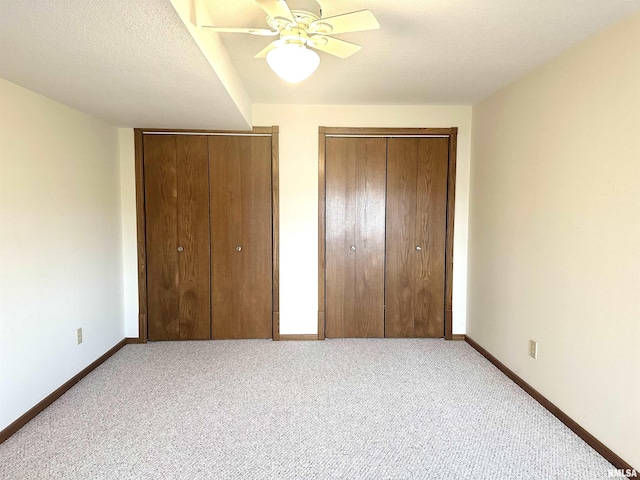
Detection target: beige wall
<box><xmin>252</xmin><ymin>105</ymin><xmax>472</xmax><ymax>335</ymax></box>
<box><xmin>0</xmin><ymin>79</ymin><xmax>125</xmax><ymax>430</ymax></box>
<box><xmin>467</xmin><ymin>12</ymin><xmax>640</xmax><ymax>468</ymax></box>
<box><xmin>118</xmin><ymin>129</ymin><xmax>139</xmax><ymax>338</ymax></box>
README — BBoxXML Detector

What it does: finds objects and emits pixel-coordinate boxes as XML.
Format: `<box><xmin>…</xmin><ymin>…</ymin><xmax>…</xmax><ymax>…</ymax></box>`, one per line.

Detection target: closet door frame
<box><xmin>318</xmin><ymin>127</ymin><xmax>458</xmax><ymax>340</ymax></box>
<box><xmin>133</xmin><ymin>127</ymin><xmax>280</xmax><ymax>343</ymax></box>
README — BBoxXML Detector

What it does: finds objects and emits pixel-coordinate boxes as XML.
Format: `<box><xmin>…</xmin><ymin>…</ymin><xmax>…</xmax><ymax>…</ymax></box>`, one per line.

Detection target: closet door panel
<box><xmin>385</xmin><ymin>139</ymin><xmax>419</xmax><ymax>337</ymax></box>
<box><xmin>176</xmin><ymin>135</ymin><xmax>211</xmax><ymax>340</ymax></box>
<box><xmin>325</xmin><ymin>138</ymin><xmax>358</xmax><ymax>337</ymax></box>
<box><xmin>325</xmin><ymin>137</ymin><xmax>385</xmax><ymax>337</ymax></box>
<box><xmin>354</xmin><ymin>138</ymin><xmax>386</xmax><ymax>337</ymax></box>
<box><xmin>385</xmin><ymin>138</ymin><xmax>418</xmax><ymax>337</ymax></box>
<box><xmin>414</xmin><ymin>138</ymin><xmax>449</xmax><ymax>337</ymax></box>
<box><xmin>386</xmin><ymin>137</ymin><xmax>448</xmax><ymax>338</ymax></box>
<box><xmin>210</xmin><ymin>136</ymin><xmax>272</xmax><ymax>339</ymax></box>
<box><xmin>144</xmin><ymin>135</ymin><xmax>180</xmax><ymax>341</ymax></box>
<box><xmin>240</xmin><ymin>136</ymin><xmax>272</xmax><ymax>338</ymax></box>
<box><xmin>210</xmin><ymin>136</ymin><xmax>242</xmax><ymax>339</ymax></box>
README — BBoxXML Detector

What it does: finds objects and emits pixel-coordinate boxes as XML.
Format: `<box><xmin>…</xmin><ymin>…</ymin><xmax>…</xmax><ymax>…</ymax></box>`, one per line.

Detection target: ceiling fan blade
<box><xmin>202</xmin><ymin>26</ymin><xmax>279</xmax><ymax>36</ymax></box>
<box><xmin>254</xmin><ymin>40</ymin><xmax>282</xmax><ymax>58</ymax></box>
<box><xmin>309</xmin><ymin>10</ymin><xmax>380</xmax><ymax>35</ymax></box>
<box><xmin>188</xmin><ymin>0</ymin><xmax>197</xmax><ymax>26</ymax></box>
<box><xmin>254</xmin><ymin>0</ymin><xmax>295</xmax><ymax>24</ymax></box>
<box><xmin>308</xmin><ymin>35</ymin><xmax>362</xmax><ymax>58</ymax></box>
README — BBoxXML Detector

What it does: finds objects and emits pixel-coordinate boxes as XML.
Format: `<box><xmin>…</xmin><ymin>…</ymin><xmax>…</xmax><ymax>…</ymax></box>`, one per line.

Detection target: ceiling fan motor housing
<box><xmin>267</xmin><ymin>0</ymin><xmax>323</xmax><ymax>32</ymax></box>
<box><xmin>203</xmin><ymin>0</ymin><xmax>379</xmax><ymax>69</ymax></box>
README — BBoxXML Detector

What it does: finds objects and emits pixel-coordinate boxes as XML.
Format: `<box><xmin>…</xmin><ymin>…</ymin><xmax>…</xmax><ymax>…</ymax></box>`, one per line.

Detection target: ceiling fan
<box><xmin>201</xmin><ymin>0</ymin><xmax>380</xmax><ymax>83</ymax></box>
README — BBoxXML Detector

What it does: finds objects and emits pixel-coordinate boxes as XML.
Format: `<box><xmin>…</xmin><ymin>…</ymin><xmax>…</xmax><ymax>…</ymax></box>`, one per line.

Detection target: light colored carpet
<box><xmin>0</xmin><ymin>339</ymin><xmax>615</xmax><ymax>479</ymax></box>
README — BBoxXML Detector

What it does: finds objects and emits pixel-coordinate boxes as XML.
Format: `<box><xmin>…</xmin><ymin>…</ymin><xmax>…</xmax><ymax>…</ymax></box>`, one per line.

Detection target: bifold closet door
<box><xmin>385</xmin><ymin>137</ymin><xmax>449</xmax><ymax>338</ymax></box>
<box><xmin>325</xmin><ymin>137</ymin><xmax>386</xmax><ymax>337</ymax></box>
<box><xmin>209</xmin><ymin>136</ymin><xmax>273</xmax><ymax>339</ymax></box>
<box><xmin>144</xmin><ymin>135</ymin><xmax>211</xmax><ymax>341</ymax></box>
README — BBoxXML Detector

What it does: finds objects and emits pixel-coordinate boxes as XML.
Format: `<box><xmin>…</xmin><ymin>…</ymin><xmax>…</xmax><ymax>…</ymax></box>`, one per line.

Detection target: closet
<box><xmin>139</xmin><ymin>128</ymin><xmax>278</xmax><ymax>341</ymax></box>
<box><xmin>320</xmin><ymin>128</ymin><xmax>457</xmax><ymax>339</ymax></box>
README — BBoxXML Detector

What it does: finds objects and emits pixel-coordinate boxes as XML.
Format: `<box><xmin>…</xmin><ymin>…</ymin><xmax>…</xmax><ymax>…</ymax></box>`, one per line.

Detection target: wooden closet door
<box><xmin>325</xmin><ymin>137</ymin><xmax>386</xmax><ymax>337</ymax></box>
<box><xmin>176</xmin><ymin>136</ymin><xmax>211</xmax><ymax>339</ymax></box>
<box><xmin>144</xmin><ymin>135</ymin><xmax>210</xmax><ymax>340</ymax></box>
<box><xmin>385</xmin><ymin>137</ymin><xmax>449</xmax><ymax>338</ymax></box>
<box><xmin>210</xmin><ymin>136</ymin><xmax>273</xmax><ymax>339</ymax></box>
<box><xmin>145</xmin><ymin>135</ymin><xmax>179</xmax><ymax>341</ymax></box>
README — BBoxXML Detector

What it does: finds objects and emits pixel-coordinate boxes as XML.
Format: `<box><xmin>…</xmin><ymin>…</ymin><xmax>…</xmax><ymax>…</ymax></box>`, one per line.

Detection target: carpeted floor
<box><xmin>0</xmin><ymin>339</ymin><xmax>616</xmax><ymax>479</ymax></box>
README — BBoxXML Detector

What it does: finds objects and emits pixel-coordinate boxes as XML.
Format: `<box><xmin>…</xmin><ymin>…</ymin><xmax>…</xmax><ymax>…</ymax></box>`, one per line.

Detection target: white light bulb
<box><xmin>266</xmin><ymin>43</ymin><xmax>320</xmax><ymax>83</ymax></box>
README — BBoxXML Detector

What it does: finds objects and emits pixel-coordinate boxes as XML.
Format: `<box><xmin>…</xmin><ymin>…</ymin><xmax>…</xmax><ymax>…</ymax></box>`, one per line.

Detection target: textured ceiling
<box><xmin>0</xmin><ymin>0</ymin><xmax>251</xmax><ymax>129</ymax></box>
<box><xmin>205</xmin><ymin>0</ymin><xmax>640</xmax><ymax>104</ymax></box>
<box><xmin>1</xmin><ymin>1</ymin><xmax>639</xmax><ymax>129</ymax></box>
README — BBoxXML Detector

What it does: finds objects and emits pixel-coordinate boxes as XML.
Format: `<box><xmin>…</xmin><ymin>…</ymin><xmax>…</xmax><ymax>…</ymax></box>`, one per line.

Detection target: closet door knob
<box><xmin>236</xmin><ymin>246</ymin><xmax>242</xmax><ymax>252</ymax></box>
<box><xmin>350</xmin><ymin>245</ymin><xmax>356</xmax><ymax>251</ymax></box>
<box><xmin>177</xmin><ymin>246</ymin><xmax>184</xmax><ymax>252</ymax></box>
<box><xmin>415</xmin><ymin>246</ymin><xmax>422</xmax><ymax>251</ymax></box>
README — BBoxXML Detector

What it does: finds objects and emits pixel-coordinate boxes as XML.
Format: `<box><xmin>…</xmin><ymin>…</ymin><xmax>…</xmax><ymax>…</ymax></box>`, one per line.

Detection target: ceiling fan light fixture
<box><xmin>266</xmin><ymin>43</ymin><xmax>320</xmax><ymax>83</ymax></box>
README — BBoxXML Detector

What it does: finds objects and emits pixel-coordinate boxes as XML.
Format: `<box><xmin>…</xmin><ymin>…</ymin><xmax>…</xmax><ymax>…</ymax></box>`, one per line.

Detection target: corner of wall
<box><xmin>118</xmin><ymin>128</ymin><xmax>140</xmax><ymax>338</ymax></box>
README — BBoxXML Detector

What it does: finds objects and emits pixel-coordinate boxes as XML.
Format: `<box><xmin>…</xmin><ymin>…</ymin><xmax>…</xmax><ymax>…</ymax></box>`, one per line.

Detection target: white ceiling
<box><xmin>209</xmin><ymin>0</ymin><xmax>640</xmax><ymax>104</ymax></box>
<box><xmin>1</xmin><ymin>0</ymin><xmax>639</xmax><ymax>129</ymax></box>
<box><xmin>0</xmin><ymin>0</ymin><xmax>251</xmax><ymax>129</ymax></box>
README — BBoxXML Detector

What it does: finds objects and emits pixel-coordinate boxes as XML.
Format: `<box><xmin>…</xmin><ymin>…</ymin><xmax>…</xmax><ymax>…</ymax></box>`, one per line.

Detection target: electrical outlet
<box><xmin>529</xmin><ymin>339</ymin><xmax>537</xmax><ymax>359</ymax></box>
<box><xmin>77</xmin><ymin>328</ymin><xmax>83</xmax><ymax>345</ymax></box>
